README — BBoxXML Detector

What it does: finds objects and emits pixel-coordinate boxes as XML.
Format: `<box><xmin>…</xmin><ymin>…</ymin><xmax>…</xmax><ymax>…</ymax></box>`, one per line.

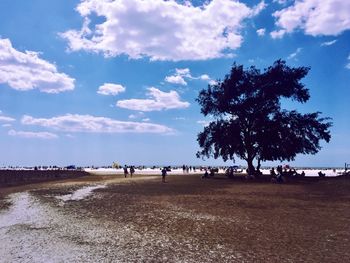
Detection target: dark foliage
<box><xmin>196</xmin><ymin>60</ymin><xmax>332</xmax><ymax>174</ymax></box>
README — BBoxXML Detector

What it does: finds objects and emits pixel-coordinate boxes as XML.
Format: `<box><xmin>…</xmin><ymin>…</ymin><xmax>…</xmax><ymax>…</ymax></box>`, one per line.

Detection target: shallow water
<box><xmin>55</xmin><ymin>184</ymin><xmax>106</xmax><ymax>202</ymax></box>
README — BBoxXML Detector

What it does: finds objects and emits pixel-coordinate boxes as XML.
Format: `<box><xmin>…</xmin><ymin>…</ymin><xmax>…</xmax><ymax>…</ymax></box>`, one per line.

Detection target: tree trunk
<box><xmin>255</xmin><ymin>158</ymin><xmax>262</xmax><ymax>177</ymax></box>
<box><xmin>246</xmin><ymin>158</ymin><xmax>255</xmax><ymax>176</ymax></box>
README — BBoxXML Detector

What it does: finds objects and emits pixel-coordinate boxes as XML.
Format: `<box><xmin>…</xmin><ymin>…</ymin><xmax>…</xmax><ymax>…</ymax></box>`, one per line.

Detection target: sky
<box><xmin>0</xmin><ymin>0</ymin><xmax>349</xmax><ymax>167</ymax></box>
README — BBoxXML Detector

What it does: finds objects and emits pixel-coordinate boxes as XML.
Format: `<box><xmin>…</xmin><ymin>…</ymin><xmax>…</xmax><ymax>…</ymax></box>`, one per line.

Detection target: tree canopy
<box><xmin>196</xmin><ymin>60</ymin><xmax>332</xmax><ymax>174</ymax></box>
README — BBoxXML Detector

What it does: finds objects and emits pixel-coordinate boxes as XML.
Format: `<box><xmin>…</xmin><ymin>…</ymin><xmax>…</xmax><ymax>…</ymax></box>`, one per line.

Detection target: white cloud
<box><xmin>256</xmin><ymin>28</ymin><xmax>266</xmax><ymax>36</ymax></box>
<box><xmin>128</xmin><ymin>112</ymin><xmax>145</xmax><ymax>119</ymax></box>
<box><xmin>165</xmin><ymin>68</ymin><xmax>191</xmax><ymax>85</ymax></box>
<box><xmin>272</xmin><ymin>0</ymin><xmax>350</xmax><ymax>37</ymax></box>
<box><xmin>2</xmin><ymin>123</ymin><xmax>12</xmax><ymax>128</ymax></box>
<box><xmin>117</xmin><ymin>87</ymin><xmax>190</xmax><ymax>111</ymax></box>
<box><xmin>174</xmin><ymin>117</ymin><xmax>186</xmax><ymax>121</ymax></box>
<box><xmin>8</xmin><ymin>129</ymin><xmax>58</xmax><ymax>139</ymax></box>
<box><xmin>97</xmin><ymin>83</ymin><xmax>126</xmax><ymax>95</ymax></box>
<box><xmin>142</xmin><ymin>118</ymin><xmax>150</xmax><ymax>122</ymax></box>
<box><xmin>346</xmin><ymin>54</ymin><xmax>350</xmax><ymax>69</ymax></box>
<box><xmin>197</xmin><ymin>120</ymin><xmax>210</xmax><ymax>127</ymax></box>
<box><xmin>0</xmin><ymin>38</ymin><xmax>75</xmax><ymax>93</ymax></box>
<box><xmin>175</xmin><ymin>68</ymin><xmax>191</xmax><ymax>77</ymax></box>
<box><xmin>273</xmin><ymin>0</ymin><xmax>289</xmax><ymax>4</ymax></box>
<box><xmin>164</xmin><ymin>75</ymin><xmax>187</xmax><ymax>85</ymax></box>
<box><xmin>270</xmin><ymin>29</ymin><xmax>286</xmax><ymax>39</ymax></box>
<box><xmin>60</xmin><ymin>0</ymin><xmax>265</xmax><ymax>61</ymax></box>
<box><xmin>165</xmin><ymin>68</ymin><xmax>215</xmax><ymax>86</ymax></box>
<box><xmin>252</xmin><ymin>1</ymin><xmax>267</xmax><ymax>16</ymax></box>
<box><xmin>287</xmin><ymin>47</ymin><xmax>302</xmax><ymax>60</ymax></box>
<box><xmin>21</xmin><ymin>114</ymin><xmax>173</xmax><ymax>134</ymax></box>
<box><xmin>200</xmin><ymin>74</ymin><xmax>210</xmax><ymax>81</ymax></box>
<box><xmin>321</xmin><ymin>39</ymin><xmax>337</xmax><ymax>46</ymax></box>
<box><xmin>0</xmin><ymin>115</ymin><xmax>15</xmax><ymax>122</ymax></box>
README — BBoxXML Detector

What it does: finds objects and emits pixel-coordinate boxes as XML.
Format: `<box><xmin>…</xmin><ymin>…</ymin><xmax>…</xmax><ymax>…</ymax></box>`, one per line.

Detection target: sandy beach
<box><xmin>1</xmin><ymin>172</ymin><xmax>350</xmax><ymax>262</ymax></box>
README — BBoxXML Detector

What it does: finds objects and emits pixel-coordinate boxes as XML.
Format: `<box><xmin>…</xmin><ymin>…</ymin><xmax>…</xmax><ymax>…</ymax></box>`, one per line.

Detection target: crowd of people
<box><xmin>119</xmin><ymin>164</ymin><xmax>331</xmax><ymax>184</ymax></box>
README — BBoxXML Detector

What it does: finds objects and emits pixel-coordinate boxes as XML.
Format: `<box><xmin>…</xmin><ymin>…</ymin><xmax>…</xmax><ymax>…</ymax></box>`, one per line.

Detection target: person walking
<box><xmin>123</xmin><ymin>165</ymin><xmax>128</xmax><ymax>178</ymax></box>
<box><xmin>161</xmin><ymin>167</ymin><xmax>167</xmax><ymax>183</ymax></box>
<box><xmin>130</xmin><ymin>166</ymin><xmax>135</xmax><ymax>178</ymax></box>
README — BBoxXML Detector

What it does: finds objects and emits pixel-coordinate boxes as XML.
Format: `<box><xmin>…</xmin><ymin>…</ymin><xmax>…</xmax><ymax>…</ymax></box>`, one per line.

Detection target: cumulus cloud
<box><xmin>165</xmin><ymin>68</ymin><xmax>216</xmax><ymax>86</ymax></box>
<box><xmin>164</xmin><ymin>75</ymin><xmax>187</xmax><ymax>85</ymax></box>
<box><xmin>270</xmin><ymin>29</ymin><xmax>286</xmax><ymax>39</ymax></box>
<box><xmin>8</xmin><ymin>129</ymin><xmax>58</xmax><ymax>139</ymax></box>
<box><xmin>199</xmin><ymin>74</ymin><xmax>210</xmax><ymax>81</ymax></box>
<box><xmin>60</xmin><ymin>0</ymin><xmax>265</xmax><ymax>61</ymax></box>
<box><xmin>165</xmin><ymin>68</ymin><xmax>191</xmax><ymax>85</ymax></box>
<box><xmin>287</xmin><ymin>47</ymin><xmax>302</xmax><ymax>60</ymax></box>
<box><xmin>321</xmin><ymin>40</ymin><xmax>337</xmax><ymax>46</ymax></box>
<box><xmin>256</xmin><ymin>28</ymin><xmax>266</xmax><ymax>36</ymax></box>
<box><xmin>128</xmin><ymin>112</ymin><xmax>144</xmax><ymax>119</ymax></box>
<box><xmin>0</xmin><ymin>38</ymin><xmax>75</xmax><ymax>93</ymax></box>
<box><xmin>272</xmin><ymin>0</ymin><xmax>350</xmax><ymax>38</ymax></box>
<box><xmin>97</xmin><ymin>83</ymin><xmax>126</xmax><ymax>95</ymax></box>
<box><xmin>0</xmin><ymin>115</ymin><xmax>15</xmax><ymax>122</ymax></box>
<box><xmin>117</xmin><ymin>87</ymin><xmax>190</xmax><ymax>111</ymax></box>
<box><xmin>21</xmin><ymin>114</ymin><xmax>173</xmax><ymax>134</ymax></box>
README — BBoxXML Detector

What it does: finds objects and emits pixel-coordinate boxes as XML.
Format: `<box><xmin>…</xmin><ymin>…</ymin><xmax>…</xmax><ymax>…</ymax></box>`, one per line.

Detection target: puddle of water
<box><xmin>55</xmin><ymin>184</ymin><xmax>106</xmax><ymax>202</ymax></box>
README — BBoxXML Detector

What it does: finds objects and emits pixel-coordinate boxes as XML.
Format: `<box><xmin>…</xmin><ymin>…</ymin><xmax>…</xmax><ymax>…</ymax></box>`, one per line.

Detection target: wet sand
<box><xmin>1</xmin><ymin>173</ymin><xmax>350</xmax><ymax>262</ymax></box>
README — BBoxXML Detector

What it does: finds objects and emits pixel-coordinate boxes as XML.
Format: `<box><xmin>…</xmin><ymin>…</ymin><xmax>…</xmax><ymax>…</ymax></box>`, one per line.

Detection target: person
<box><xmin>130</xmin><ymin>166</ymin><xmax>135</xmax><ymax>178</ymax></box>
<box><xmin>202</xmin><ymin>169</ymin><xmax>209</xmax><ymax>179</ymax></box>
<box><xmin>270</xmin><ymin>167</ymin><xmax>276</xmax><ymax>177</ymax></box>
<box><xmin>161</xmin><ymin>167</ymin><xmax>167</xmax><ymax>183</ymax></box>
<box><xmin>123</xmin><ymin>165</ymin><xmax>128</xmax><ymax>178</ymax></box>
<box><xmin>318</xmin><ymin>171</ymin><xmax>326</xmax><ymax>178</ymax></box>
<box><xmin>277</xmin><ymin>165</ymin><xmax>283</xmax><ymax>176</ymax></box>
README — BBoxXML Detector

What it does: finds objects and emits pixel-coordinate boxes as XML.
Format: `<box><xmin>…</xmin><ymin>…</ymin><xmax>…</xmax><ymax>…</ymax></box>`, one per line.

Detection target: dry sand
<box><xmin>1</xmin><ymin>173</ymin><xmax>349</xmax><ymax>262</ymax></box>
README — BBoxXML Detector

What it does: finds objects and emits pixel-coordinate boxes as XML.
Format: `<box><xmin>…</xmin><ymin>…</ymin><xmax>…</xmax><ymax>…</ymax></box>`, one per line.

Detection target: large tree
<box><xmin>196</xmin><ymin>60</ymin><xmax>332</xmax><ymax>175</ymax></box>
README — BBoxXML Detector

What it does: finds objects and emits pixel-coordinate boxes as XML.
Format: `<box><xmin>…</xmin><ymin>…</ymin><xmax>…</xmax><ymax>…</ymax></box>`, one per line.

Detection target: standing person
<box><xmin>130</xmin><ymin>166</ymin><xmax>135</xmax><ymax>178</ymax></box>
<box><xmin>161</xmin><ymin>167</ymin><xmax>167</xmax><ymax>183</ymax></box>
<box><xmin>202</xmin><ymin>169</ymin><xmax>209</xmax><ymax>179</ymax></box>
<box><xmin>123</xmin><ymin>165</ymin><xmax>128</xmax><ymax>178</ymax></box>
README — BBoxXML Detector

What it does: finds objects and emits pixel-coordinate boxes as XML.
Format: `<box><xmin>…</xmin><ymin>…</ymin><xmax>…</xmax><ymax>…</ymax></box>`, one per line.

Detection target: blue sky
<box><xmin>0</xmin><ymin>0</ymin><xmax>349</xmax><ymax>167</ymax></box>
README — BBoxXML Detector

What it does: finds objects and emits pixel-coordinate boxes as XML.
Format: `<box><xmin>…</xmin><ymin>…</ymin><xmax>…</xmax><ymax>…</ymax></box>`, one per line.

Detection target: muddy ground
<box><xmin>0</xmin><ymin>174</ymin><xmax>349</xmax><ymax>262</ymax></box>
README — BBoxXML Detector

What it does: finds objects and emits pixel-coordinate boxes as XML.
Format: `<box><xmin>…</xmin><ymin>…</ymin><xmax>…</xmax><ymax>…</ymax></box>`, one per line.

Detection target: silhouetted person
<box><xmin>202</xmin><ymin>170</ymin><xmax>209</xmax><ymax>179</ymax></box>
<box><xmin>123</xmin><ymin>165</ymin><xmax>128</xmax><ymax>178</ymax></box>
<box><xmin>270</xmin><ymin>168</ymin><xmax>276</xmax><ymax>177</ymax></box>
<box><xmin>130</xmin><ymin>166</ymin><xmax>135</xmax><ymax>178</ymax></box>
<box><xmin>277</xmin><ymin>165</ymin><xmax>283</xmax><ymax>176</ymax></box>
<box><xmin>161</xmin><ymin>167</ymin><xmax>167</xmax><ymax>183</ymax></box>
<box><xmin>318</xmin><ymin>171</ymin><xmax>325</xmax><ymax>178</ymax></box>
